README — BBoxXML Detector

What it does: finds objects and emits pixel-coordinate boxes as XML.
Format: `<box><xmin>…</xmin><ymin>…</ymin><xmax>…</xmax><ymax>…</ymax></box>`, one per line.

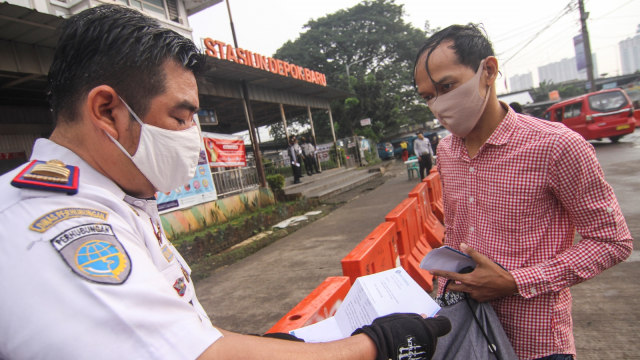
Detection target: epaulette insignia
<box><xmin>11</xmin><ymin>159</ymin><xmax>79</xmax><ymax>195</ymax></box>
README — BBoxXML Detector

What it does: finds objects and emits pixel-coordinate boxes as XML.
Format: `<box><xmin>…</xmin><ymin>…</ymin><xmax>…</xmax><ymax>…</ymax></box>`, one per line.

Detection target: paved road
<box><xmin>195</xmin><ymin>129</ymin><xmax>640</xmax><ymax>358</ymax></box>
<box><xmin>571</xmin><ymin>129</ymin><xmax>640</xmax><ymax>359</ymax></box>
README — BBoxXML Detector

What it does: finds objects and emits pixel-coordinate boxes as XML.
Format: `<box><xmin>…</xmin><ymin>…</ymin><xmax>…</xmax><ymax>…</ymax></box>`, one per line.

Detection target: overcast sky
<box><xmin>189</xmin><ymin>0</ymin><xmax>639</xmax><ymax>95</ymax></box>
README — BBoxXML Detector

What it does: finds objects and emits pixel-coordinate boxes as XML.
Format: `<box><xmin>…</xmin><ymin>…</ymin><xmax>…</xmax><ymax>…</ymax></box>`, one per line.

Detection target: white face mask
<box><xmin>427</xmin><ymin>59</ymin><xmax>490</xmax><ymax>138</ymax></box>
<box><xmin>106</xmin><ymin>98</ymin><xmax>202</xmax><ymax>193</ymax></box>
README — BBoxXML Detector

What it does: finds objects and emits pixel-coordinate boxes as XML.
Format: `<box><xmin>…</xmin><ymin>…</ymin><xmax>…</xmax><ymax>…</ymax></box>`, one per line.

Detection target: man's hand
<box><xmin>430</xmin><ymin>243</ymin><xmax>518</xmax><ymax>302</ymax></box>
<box><xmin>352</xmin><ymin>313</ymin><xmax>451</xmax><ymax>360</ymax></box>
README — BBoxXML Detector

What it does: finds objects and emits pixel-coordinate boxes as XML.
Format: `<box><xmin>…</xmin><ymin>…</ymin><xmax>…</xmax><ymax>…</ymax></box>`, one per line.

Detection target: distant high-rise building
<box><xmin>509</xmin><ymin>72</ymin><xmax>534</xmax><ymax>92</ymax></box>
<box><xmin>537</xmin><ymin>55</ymin><xmax>598</xmax><ymax>85</ymax></box>
<box><xmin>619</xmin><ymin>25</ymin><xmax>640</xmax><ymax>75</ymax></box>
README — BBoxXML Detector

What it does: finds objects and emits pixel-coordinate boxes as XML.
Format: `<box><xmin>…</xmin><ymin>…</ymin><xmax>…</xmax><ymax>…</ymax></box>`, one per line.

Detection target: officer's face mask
<box><xmin>105</xmin><ymin>97</ymin><xmax>201</xmax><ymax>193</ymax></box>
<box><xmin>427</xmin><ymin>59</ymin><xmax>490</xmax><ymax>138</ymax></box>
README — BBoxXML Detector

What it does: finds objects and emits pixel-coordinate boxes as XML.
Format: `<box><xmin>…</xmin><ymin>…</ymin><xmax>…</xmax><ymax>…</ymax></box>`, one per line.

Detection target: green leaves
<box><xmin>273</xmin><ymin>0</ymin><xmax>434</xmax><ymax>143</ymax></box>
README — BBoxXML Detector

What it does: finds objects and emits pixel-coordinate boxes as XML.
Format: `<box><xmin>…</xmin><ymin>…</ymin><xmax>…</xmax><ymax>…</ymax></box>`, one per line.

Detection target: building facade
<box><xmin>509</xmin><ymin>72</ymin><xmax>534</xmax><ymax>92</ymax></box>
<box><xmin>537</xmin><ymin>55</ymin><xmax>598</xmax><ymax>85</ymax></box>
<box><xmin>619</xmin><ymin>25</ymin><xmax>640</xmax><ymax>75</ymax></box>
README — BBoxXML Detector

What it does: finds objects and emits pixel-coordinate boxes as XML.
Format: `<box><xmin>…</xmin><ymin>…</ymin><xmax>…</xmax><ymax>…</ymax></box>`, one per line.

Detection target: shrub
<box><xmin>266</xmin><ymin>174</ymin><xmax>285</xmax><ymax>192</ymax></box>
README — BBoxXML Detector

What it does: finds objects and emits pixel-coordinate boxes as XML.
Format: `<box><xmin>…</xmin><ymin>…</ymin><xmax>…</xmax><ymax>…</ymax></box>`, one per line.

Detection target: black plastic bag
<box><xmin>431</xmin><ymin>288</ymin><xmax>517</xmax><ymax>360</ymax></box>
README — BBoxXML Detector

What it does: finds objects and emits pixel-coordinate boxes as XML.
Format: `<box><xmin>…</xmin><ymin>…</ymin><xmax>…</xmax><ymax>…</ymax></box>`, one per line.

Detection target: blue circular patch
<box><xmin>76</xmin><ymin>239</ymin><xmax>127</xmax><ymax>279</ymax></box>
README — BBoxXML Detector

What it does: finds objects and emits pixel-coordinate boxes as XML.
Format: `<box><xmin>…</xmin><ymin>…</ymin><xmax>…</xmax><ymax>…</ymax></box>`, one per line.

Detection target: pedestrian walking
<box><xmin>413</xmin><ymin>132</ymin><xmax>434</xmax><ymax>179</ymax></box>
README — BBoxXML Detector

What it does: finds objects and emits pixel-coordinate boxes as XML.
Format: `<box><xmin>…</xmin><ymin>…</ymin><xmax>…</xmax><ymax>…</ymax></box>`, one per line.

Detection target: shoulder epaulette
<box><xmin>11</xmin><ymin>159</ymin><xmax>79</xmax><ymax>195</ymax></box>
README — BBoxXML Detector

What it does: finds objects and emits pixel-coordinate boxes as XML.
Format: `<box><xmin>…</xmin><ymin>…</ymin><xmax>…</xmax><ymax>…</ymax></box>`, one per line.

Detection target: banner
<box><xmin>202</xmin><ymin>132</ymin><xmax>247</xmax><ymax>167</ymax></box>
<box><xmin>157</xmin><ymin>149</ymin><xmax>218</xmax><ymax>213</ymax></box>
<box><xmin>574</xmin><ymin>34</ymin><xmax>586</xmax><ymax>72</ymax></box>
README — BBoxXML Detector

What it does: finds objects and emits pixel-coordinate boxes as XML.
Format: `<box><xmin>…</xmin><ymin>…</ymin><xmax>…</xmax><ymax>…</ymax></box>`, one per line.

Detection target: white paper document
<box><xmin>419</xmin><ymin>245</ymin><xmax>476</xmax><ymax>273</ymax></box>
<box><xmin>289</xmin><ymin>267</ymin><xmax>440</xmax><ymax>343</ymax></box>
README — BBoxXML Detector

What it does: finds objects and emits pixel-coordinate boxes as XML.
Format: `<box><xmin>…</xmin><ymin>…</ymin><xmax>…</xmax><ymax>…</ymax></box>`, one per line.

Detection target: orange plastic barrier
<box><xmin>341</xmin><ymin>222</ymin><xmax>400</xmax><ymax>284</ymax></box>
<box><xmin>423</xmin><ymin>172</ymin><xmax>444</xmax><ymax>224</ymax></box>
<box><xmin>385</xmin><ymin>197</ymin><xmax>434</xmax><ymax>292</ymax></box>
<box><xmin>266</xmin><ymin>276</ymin><xmax>351</xmax><ymax>334</ymax></box>
<box><xmin>408</xmin><ymin>182</ymin><xmax>444</xmax><ymax>249</ymax></box>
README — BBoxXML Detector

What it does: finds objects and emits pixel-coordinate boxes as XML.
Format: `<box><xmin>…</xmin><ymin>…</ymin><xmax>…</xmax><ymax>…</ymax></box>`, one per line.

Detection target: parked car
<box><xmin>543</xmin><ymin>88</ymin><xmax>636</xmax><ymax>142</ymax></box>
<box><xmin>376</xmin><ymin>142</ymin><xmax>394</xmax><ymax>160</ymax></box>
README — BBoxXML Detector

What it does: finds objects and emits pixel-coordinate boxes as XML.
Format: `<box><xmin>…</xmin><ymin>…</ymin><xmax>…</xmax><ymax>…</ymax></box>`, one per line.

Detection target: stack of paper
<box><xmin>290</xmin><ymin>268</ymin><xmax>440</xmax><ymax>343</ymax></box>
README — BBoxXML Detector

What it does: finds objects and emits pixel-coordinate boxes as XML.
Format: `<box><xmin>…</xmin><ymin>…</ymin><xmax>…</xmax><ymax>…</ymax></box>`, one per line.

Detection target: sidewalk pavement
<box><xmin>194</xmin><ymin>159</ymin><xmax>640</xmax><ymax>358</ymax></box>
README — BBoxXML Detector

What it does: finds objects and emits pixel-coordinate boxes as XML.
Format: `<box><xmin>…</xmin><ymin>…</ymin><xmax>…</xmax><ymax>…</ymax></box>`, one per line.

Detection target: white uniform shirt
<box><xmin>301</xmin><ymin>143</ymin><xmax>315</xmax><ymax>157</ymax></box>
<box><xmin>0</xmin><ymin>139</ymin><xmax>222</xmax><ymax>359</ymax></box>
<box><xmin>413</xmin><ymin>137</ymin><xmax>433</xmax><ymax>157</ymax></box>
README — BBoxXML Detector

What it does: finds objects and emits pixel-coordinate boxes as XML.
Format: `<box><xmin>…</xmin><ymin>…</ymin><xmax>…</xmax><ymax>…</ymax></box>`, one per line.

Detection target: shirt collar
<box><xmin>447</xmin><ymin>101</ymin><xmax>516</xmax><ymax>158</ymax></box>
<box><xmin>30</xmin><ymin>138</ymin><xmax>126</xmax><ymax>200</ymax></box>
<box><xmin>485</xmin><ymin>101</ymin><xmax>517</xmax><ymax>146</ymax></box>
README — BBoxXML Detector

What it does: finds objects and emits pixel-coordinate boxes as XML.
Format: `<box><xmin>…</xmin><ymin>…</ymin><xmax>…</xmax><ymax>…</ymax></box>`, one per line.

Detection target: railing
<box><xmin>211</xmin><ymin>166</ymin><xmax>260</xmax><ymax>198</ymax></box>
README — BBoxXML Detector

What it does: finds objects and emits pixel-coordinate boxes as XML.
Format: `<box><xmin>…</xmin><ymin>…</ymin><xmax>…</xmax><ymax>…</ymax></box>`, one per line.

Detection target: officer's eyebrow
<box><xmin>173</xmin><ymin>100</ymin><xmax>199</xmax><ymax>114</ymax></box>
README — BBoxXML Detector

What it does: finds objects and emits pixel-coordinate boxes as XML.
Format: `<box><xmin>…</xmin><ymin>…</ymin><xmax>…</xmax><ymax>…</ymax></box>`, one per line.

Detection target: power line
<box><xmin>501</xmin><ymin>0</ymin><xmax>578</xmax><ymax>67</ymax></box>
<box><xmin>590</xmin><ymin>0</ymin><xmax>636</xmax><ymax>21</ymax></box>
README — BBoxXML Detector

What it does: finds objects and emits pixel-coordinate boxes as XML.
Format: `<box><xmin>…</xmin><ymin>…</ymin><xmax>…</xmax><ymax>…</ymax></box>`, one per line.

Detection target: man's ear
<box><xmin>86</xmin><ymin>85</ymin><xmax>126</xmax><ymax>139</ymax></box>
<box><xmin>484</xmin><ymin>56</ymin><xmax>499</xmax><ymax>86</ymax></box>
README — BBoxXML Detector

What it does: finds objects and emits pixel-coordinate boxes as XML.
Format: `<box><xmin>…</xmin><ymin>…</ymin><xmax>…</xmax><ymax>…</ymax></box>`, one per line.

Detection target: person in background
<box><xmin>310</xmin><ymin>136</ymin><xmax>321</xmax><ymax>173</ymax></box>
<box><xmin>0</xmin><ymin>6</ymin><xmax>452</xmax><ymax>359</ymax></box>
<box><xmin>429</xmin><ymin>133</ymin><xmax>439</xmax><ymax>156</ymax></box>
<box><xmin>400</xmin><ymin>140</ymin><xmax>409</xmax><ymax>161</ymax></box>
<box><xmin>302</xmin><ymin>136</ymin><xmax>320</xmax><ymax>174</ymax></box>
<box><xmin>509</xmin><ymin>101</ymin><xmax>524</xmax><ymax>114</ymax></box>
<box><xmin>413</xmin><ymin>23</ymin><xmax>632</xmax><ymax>360</ymax></box>
<box><xmin>299</xmin><ymin>136</ymin><xmax>314</xmax><ymax>176</ymax></box>
<box><xmin>413</xmin><ymin>132</ymin><xmax>434</xmax><ymax>179</ymax></box>
<box><xmin>288</xmin><ymin>135</ymin><xmax>303</xmax><ymax>184</ymax></box>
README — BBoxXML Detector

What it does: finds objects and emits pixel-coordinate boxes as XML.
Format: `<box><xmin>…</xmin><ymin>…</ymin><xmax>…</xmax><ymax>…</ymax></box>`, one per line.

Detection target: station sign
<box><xmin>203</xmin><ymin>38</ymin><xmax>327</xmax><ymax>86</ymax></box>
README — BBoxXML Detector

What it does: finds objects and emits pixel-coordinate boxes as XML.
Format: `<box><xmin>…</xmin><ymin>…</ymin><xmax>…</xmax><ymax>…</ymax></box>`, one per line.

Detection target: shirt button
<box><xmin>607</xmin><ymin>207</ymin><xmax>613</xmax><ymax>213</ymax></box>
<box><xmin>469</xmin><ymin>167</ymin><xmax>475</xmax><ymax>173</ymax></box>
<box><xmin>134</xmin><ymin>200</ymin><xmax>144</xmax><ymax>207</ymax></box>
<box><xmin>530</xmin><ymin>288</ymin><xmax>537</xmax><ymax>295</ymax></box>
<box><xmin>469</xmin><ymin>196</ymin><xmax>474</xmax><ymax>203</ymax></box>
<box><xmin>470</xmin><ymin>226</ymin><xmax>475</xmax><ymax>232</ymax></box>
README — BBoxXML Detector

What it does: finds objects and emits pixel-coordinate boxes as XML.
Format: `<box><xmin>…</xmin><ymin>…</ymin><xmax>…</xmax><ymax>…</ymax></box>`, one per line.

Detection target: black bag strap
<box><xmin>441</xmin><ymin>278</ymin><xmax>502</xmax><ymax>360</ymax></box>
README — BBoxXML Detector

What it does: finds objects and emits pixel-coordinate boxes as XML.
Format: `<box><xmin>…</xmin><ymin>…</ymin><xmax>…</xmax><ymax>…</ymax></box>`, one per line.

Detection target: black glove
<box><xmin>352</xmin><ymin>313</ymin><xmax>451</xmax><ymax>360</ymax></box>
<box><xmin>260</xmin><ymin>332</ymin><xmax>305</xmax><ymax>342</ymax></box>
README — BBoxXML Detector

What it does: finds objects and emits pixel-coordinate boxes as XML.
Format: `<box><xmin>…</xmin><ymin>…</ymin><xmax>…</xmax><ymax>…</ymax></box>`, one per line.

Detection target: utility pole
<box><xmin>225</xmin><ymin>0</ymin><xmax>266</xmax><ymax>187</ymax></box>
<box><xmin>578</xmin><ymin>0</ymin><xmax>597</xmax><ymax>91</ymax></box>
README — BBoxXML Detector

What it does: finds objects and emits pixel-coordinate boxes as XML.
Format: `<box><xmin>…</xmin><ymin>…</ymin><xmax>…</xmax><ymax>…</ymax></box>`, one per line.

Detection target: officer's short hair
<box><xmin>47</xmin><ymin>5</ymin><xmax>206</xmax><ymax>123</ymax></box>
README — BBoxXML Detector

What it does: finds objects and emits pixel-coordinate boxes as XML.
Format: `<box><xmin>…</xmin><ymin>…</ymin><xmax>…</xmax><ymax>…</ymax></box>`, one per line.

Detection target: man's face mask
<box><xmin>105</xmin><ymin>98</ymin><xmax>201</xmax><ymax>193</ymax></box>
<box><xmin>427</xmin><ymin>59</ymin><xmax>490</xmax><ymax>138</ymax></box>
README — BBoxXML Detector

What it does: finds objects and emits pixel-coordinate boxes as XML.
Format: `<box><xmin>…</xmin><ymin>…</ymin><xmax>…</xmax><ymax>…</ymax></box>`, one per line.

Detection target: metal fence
<box><xmin>211</xmin><ymin>166</ymin><xmax>260</xmax><ymax>198</ymax></box>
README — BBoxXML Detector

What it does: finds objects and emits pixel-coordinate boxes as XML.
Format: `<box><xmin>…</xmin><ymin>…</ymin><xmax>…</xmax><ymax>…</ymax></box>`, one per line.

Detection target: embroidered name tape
<box><xmin>30</xmin><ymin>208</ymin><xmax>109</xmax><ymax>233</ymax></box>
<box><xmin>51</xmin><ymin>223</ymin><xmax>131</xmax><ymax>284</ymax></box>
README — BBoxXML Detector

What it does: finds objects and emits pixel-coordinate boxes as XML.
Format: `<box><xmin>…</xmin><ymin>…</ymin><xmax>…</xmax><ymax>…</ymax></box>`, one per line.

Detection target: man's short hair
<box><xmin>414</xmin><ymin>24</ymin><xmax>494</xmax><ymax>94</ymax></box>
<box><xmin>47</xmin><ymin>5</ymin><xmax>206</xmax><ymax>123</ymax></box>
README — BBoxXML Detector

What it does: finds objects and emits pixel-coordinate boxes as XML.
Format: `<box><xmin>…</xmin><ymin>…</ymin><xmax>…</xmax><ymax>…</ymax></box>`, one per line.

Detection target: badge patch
<box><xmin>51</xmin><ymin>223</ymin><xmax>131</xmax><ymax>284</ymax></box>
<box><xmin>11</xmin><ymin>159</ymin><xmax>79</xmax><ymax>194</ymax></box>
<box><xmin>161</xmin><ymin>244</ymin><xmax>175</xmax><ymax>263</ymax></box>
<box><xmin>30</xmin><ymin>208</ymin><xmax>109</xmax><ymax>233</ymax></box>
<box><xmin>173</xmin><ymin>277</ymin><xmax>187</xmax><ymax>296</ymax></box>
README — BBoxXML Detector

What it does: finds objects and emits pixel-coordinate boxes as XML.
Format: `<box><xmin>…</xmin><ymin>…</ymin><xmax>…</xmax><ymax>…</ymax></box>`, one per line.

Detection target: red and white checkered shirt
<box><xmin>437</xmin><ymin>104</ymin><xmax>633</xmax><ymax>360</ymax></box>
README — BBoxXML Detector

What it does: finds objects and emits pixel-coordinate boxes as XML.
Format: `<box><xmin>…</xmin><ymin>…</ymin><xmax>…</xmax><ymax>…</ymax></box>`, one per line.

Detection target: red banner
<box><xmin>203</xmin><ymin>134</ymin><xmax>246</xmax><ymax>167</ymax></box>
<box><xmin>0</xmin><ymin>151</ymin><xmax>26</xmax><ymax>160</ymax></box>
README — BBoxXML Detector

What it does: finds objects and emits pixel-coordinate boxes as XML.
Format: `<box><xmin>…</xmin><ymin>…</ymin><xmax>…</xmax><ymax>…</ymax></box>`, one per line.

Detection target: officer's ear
<box><xmin>86</xmin><ymin>85</ymin><xmax>128</xmax><ymax>139</ymax></box>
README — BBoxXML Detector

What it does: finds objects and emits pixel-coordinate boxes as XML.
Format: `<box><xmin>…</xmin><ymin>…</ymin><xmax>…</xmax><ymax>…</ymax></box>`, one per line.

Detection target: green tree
<box><xmin>273</xmin><ymin>0</ymin><xmax>432</xmax><ymax>143</ymax></box>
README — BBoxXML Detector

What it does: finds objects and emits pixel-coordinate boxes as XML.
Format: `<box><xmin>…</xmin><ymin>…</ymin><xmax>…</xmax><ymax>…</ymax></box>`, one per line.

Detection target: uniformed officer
<box><xmin>0</xmin><ymin>5</ymin><xmax>450</xmax><ymax>359</ymax></box>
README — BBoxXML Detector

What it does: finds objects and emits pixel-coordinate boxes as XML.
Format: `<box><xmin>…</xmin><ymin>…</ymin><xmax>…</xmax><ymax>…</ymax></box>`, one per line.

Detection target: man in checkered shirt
<box><xmin>413</xmin><ymin>24</ymin><xmax>633</xmax><ymax>360</ymax></box>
